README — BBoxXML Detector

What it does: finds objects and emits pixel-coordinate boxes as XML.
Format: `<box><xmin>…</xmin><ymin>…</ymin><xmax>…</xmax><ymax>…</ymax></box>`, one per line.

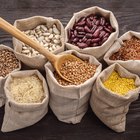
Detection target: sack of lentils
<box><xmin>104</xmin><ymin>31</ymin><xmax>140</xmax><ymax>75</ymax></box>
<box><xmin>45</xmin><ymin>50</ymin><xmax>102</xmax><ymax>124</ymax></box>
<box><xmin>90</xmin><ymin>63</ymin><xmax>140</xmax><ymax>132</ymax></box>
<box><xmin>1</xmin><ymin>70</ymin><xmax>49</xmax><ymax>132</ymax></box>
<box><xmin>0</xmin><ymin>44</ymin><xmax>21</xmax><ymax>107</ymax></box>
<box><xmin>65</xmin><ymin>6</ymin><xmax>119</xmax><ymax>60</ymax></box>
<box><xmin>13</xmin><ymin>16</ymin><xmax>65</xmax><ymax>69</ymax></box>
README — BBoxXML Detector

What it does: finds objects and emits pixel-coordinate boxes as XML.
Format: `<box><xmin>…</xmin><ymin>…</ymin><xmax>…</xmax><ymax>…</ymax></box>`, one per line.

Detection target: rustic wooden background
<box><xmin>0</xmin><ymin>0</ymin><xmax>140</xmax><ymax>140</ymax></box>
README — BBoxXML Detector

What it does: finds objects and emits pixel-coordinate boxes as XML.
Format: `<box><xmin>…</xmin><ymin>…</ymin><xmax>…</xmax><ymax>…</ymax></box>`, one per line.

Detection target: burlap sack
<box><xmin>1</xmin><ymin>70</ymin><xmax>49</xmax><ymax>132</ymax></box>
<box><xmin>0</xmin><ymin>44</ymin><xmax>21</xmax><ymax>107</ymax></box>
<box><xmin>65</xmin><ymin>6</ymin><xmax>119</xmax><ymax>60</ymax></box>
<box><xmin>45</xmin><ymin>50</ymin><xmax>102</xmax><ymax>124</ymax></box>
<box><xmin>104</xmin><ymin>31</ymin><xmax>140</xmax><ymax>75</ymax></box>
<box><xmin>13</xmin><ymin>16</ymin><xmax>65</xmax><ymax>69</ymax></box>
<box><xmin>90</xmin><ymin>63</ymin><xmax>140</xmax><ymax>132</ymax></box>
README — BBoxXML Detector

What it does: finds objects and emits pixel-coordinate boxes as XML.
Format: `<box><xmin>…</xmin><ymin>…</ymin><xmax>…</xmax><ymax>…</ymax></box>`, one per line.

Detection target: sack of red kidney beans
<box><xmin>65</xmin><ymin>6</ymin><xmax>119</xmax><ymax>60</ymax></box>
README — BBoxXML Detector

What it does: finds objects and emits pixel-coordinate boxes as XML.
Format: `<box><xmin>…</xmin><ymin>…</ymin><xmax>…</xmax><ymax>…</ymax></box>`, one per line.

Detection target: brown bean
<box><xmin>93</xmin><ymin>29</ymin><xmax>100</xmax><ymax>38</ymax></box>
<box><xmin>86</xmin><ymin>33</ymin><xmax>93</xmax><ymax>39</ymax></box>
<box><xmin>77</xmin><ymin>42</ymin><xmax>88</xmax><ymax>48</ymax></box>
<box><xmin>84</xmin><ymin>26</ymin><xmax>91</xmax><ymax>33</ymax></box>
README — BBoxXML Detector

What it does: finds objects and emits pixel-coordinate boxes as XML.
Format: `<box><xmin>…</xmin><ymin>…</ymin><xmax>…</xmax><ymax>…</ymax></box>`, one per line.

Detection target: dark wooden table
<box><xmin>0</xmin><ymin>0</ymin><xmax>140</xmax><ymax>140</ymax></box>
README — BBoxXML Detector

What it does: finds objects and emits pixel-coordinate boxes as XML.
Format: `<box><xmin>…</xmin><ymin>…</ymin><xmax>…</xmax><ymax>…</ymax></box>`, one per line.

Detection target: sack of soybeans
<box><xmin>65</xmin><ymin>6</ymin><xmax>119</xmax><ymax>60</ymax></box>
<box><xmin>0</xmin><ymin>44</ymin><xmax>21</xmax><ymax>107</ymax></box>
<box><xmin>90</xmin><ymin>63</ymin><xmax>140</xmax><ymax>132</ymax></box>
<box><xmin>104</xmin><ymin>31</ymin><xmax>140</xmax><ymax>76</ymax></box>
<box><xmin>45</xmin><ymin>50</ymin><xmax>102</xmax><ymax>124</ymax></box>
<box><xmin>13</xmin><ymin>16</ymin><xmax>65</xmax><ymax>69</ymax></box>
<box><xmin>1</xmin><ymin>70</ymin><xmax>49</xmax><ymax>132</ymax></box>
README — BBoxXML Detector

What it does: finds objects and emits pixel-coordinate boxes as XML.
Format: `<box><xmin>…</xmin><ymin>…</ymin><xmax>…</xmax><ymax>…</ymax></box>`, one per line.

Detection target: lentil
<box><xmin>103</xmin><ymin>71</ymin><xmax>136</xmax><ymax>96</ymax></box>
<box><xmin>68</xmin><ymin>14</ymin><xmax>115</xmax><ymax>48</ymax></box>
<box><xmin>0</xmin><ymin>49</ymin><xmax>19</xmax><ymax>77</ymax></box>
<box><xmin>54</xmin><ymin>59</ymin><xmax>97</xmax><ymax>85</ymax></box>
<box><xmin>10</xmin><ymin>75</ymin><xmax>45</xmax><ymax>103</ymax></box>
<box><xmin>110</xmin><ymin>37</ymin><xmax>140</xmax><ymax>61</ymax></box>
<box><xmin>21</xmin><ymin>24</ymin><xmax>61</xmax><ymax>56</ymax></box>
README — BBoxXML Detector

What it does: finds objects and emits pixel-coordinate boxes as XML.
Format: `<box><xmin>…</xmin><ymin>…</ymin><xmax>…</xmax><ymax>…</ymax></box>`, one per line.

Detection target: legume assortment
<box><xmin>21</xmin><ymin>24</ymin><xmax>61</xmax><ymax>57</ymax></box>
<box><xmin>10</xmin><ymin>75</ymin><xmax>45</xmax><ymax>103</ymax></box>
<box><xmin>54</xmin><ymin>59</ymin><xmax>97</xmax><ymax>85</ymax></box>
<box><xmin>110</xmin><ymin>37</ymin><xmax>140</xmax><ymax>61</ymax></box>
<box><xmin>68</xmin><ymin>14</ymin><xmax>115</xmax><ymax>49</ymax></box>
<box><xmin>103</xmin><ymin>71</ymin><xmax>136</xmax><ymax>96</ymax></box>
<box><xmin>0</xmin><ymin>49</ymin><xmax>19</xmax><ymax>77</ymax></box>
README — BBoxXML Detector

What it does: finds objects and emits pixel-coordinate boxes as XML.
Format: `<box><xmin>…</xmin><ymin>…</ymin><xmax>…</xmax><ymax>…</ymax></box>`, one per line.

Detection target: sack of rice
<box><xmin>13</xmin><ymin>16</ymin><xmax>65</xmax><ymax>69</ymax></box>
<box><xmin>1</xmin><ymin>70</ymin><xmax>49</xmax><ymax>132</ymax></box>
<box><xmin>0</xmin><ymin>44</ymin><xmax>21</xmax><ymax>107</ymax></box>
<box><xmin>45</xmin><ymin>50</ymin><xmax>102</xmax><ymax>124</ymax></box>
<box><xmin>90</xmin><ymin>63</ymin><xmax>140</xmax><ymax>132</ymax></box>
<box><xmin>65</xmin><ymin>6</ymin><xmax>119</xmax><ymax>60</ymax></box>
<box><xmin>104</xmin><ymin>31</ymin><xmax>140</xmax><ymax>75</ymax></box>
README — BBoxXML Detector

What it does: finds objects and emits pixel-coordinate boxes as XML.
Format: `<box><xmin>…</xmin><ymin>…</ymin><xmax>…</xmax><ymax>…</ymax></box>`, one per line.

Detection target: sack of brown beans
<box><xmin>45</xmin><ymin>50</ymin><xmax>102</xmax><ymax>124</ymax></box>
<box><xmin>104</xmin><ymin>31</ymin><xmax>140</xmax><ymax>75</ymax></box>
<box><xmin>1</xmin><ymin>70</ymin><xmax>49</xmax><ymax>132</ymax></box>
<box><xmin>65</xmin><ymin>6</ymin><xmax>119</xmax><ymax>60</ymax></box>
<box><xmin>0</xmin><ymin>44</ymin><xmax>21</xmax><ymax>107</ymax></box>
<box><xmin>13</xmin><ymin>16</ymin><xmax>65</xmax><ymax>69</ymax></box>
<box><xmin>90</xmin><ymin>63</ymin><xmax>140</xmax><ymax>132</ymax></box>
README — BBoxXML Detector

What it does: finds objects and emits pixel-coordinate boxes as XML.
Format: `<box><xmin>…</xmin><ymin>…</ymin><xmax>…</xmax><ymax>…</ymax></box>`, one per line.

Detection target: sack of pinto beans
<box><xmin>90</xmin><ymin>63</ymin><xmax>140</xmax><ymax>132</ymax></box>
<box><xmin>0</xmin><ymin>44</ymin><xmax>21</xmax><ymax>107</ymax></box>
<box><xmin>13</xmin><ymin>16</ymin><xmax>65</xmax><ymax>69</ymax></box>
<box><xmin>104</xmin><ymin>31</ymin><xmax>140</xmax><ymax>76</ymax></box>
<box><xmin>65</xmin><ymin>6</ymin><xmax>119</xmax><ymax>60</ymax></box>
<box><xmin>1</xmin><ymin>70</ymin><xmax>49</xmax><ymax>132</ymax></box>
<box><xmin>45</xmin><ymin>50</ymin><xmax>102</xmax><ymax>124</ymax></box>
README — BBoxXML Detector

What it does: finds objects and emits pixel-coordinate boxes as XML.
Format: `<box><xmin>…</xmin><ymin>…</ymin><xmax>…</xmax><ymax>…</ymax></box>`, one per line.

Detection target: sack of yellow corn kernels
<box><xmin>104</xmin><ymin>31</ymin><xmax>140</xmax><ymax>76</ymax></box>
<box><xmin>0</xmin><ymin>44</ymin><xmax>21</xmax><ymax>107</ymax></box>
<box><xmin>1</xmin><ymin>70</ymin><xmax>49</xmax><ymax>132</ymax></box>
<box><xmin>90</xmin><ymin>63</ymin><xmax>140</xmax><ymax>132</ymax></box>
<box><xmin>45</xmin><ymin>50</ymin><xmax>102</xmax><ymax>124</ymax></box>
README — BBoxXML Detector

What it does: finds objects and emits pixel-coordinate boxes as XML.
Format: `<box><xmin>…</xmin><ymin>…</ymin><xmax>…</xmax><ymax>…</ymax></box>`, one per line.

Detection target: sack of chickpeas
<box><xmin>90</xmin><ymin>63</ymin><xmax>140</xmax><ymax>132</ymax></box>
<box><xmin>1</xmin><ymin>70</ymin><xmax>49</xmax><ymax>132</ymax></box>
<box><xmin>104</xmin><ymin>31</ymin><xmax>140</xmax><ymax>76</ymax></box>
<box><xmin>13</xmin><ymin>16</ymin><xmax>65</xmax><ymax>69</ymax></box>
<box><xmin>0</xmin><ymin>44</ymin><xmax>21</xmax><ymax>107</ymax></box>
<box><xmin>65</xmin><ymin>6</ymin><xmax>119</xmax><ymax>60</ymax></box>
<box><xmin>45</xmin><ymin>50</ymin><xmax>102</xmax><ymax>124</ymax></box>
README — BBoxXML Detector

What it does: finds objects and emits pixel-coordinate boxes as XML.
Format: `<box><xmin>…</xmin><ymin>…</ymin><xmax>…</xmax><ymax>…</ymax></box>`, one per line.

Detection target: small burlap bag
<box><xmin>65</xmin><ymin>6</ymin><xmax>119</xmax><ymax>60</ymax></box>
<box><xmin>13</xmin><ymin>16</ymin><xmax>65</xmax><ymax>69</ymax></box>
<box><xmin>90</xmin><ymin>63</ymin><xmax>140</xmax><ymax>132</ymax></box>
<box><xmin>1</xmin><ymin>70</ymin><xmax>49</xmax><ymax>132</ymax></box>
<box><xmin>104</xmin><ymin>31</ymin><xmax>140</xmax><ymax>76</ymax></box>
<box><xmin>45</xmin><ymin>50</ymin><xmax>102</xmax><ymax>124</ymax></box>
<box><xmin>0</xmin><ymin>44</ymin><xmax>21</xmax><ymax>107</ymax></box>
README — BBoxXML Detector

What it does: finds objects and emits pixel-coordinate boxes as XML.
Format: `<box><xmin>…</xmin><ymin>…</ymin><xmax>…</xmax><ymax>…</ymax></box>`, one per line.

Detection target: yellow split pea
<box><xmin>103</xmin><ymin>71</ymin><xmax>136</xmax><ymax>96</ymax></box>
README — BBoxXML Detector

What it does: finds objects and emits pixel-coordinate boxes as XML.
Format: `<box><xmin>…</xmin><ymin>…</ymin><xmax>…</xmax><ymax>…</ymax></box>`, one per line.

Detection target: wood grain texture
<box><xmin>0</xmin><ymin>0</ymin><xmax>140</xmax><ymax>139</ymax></box>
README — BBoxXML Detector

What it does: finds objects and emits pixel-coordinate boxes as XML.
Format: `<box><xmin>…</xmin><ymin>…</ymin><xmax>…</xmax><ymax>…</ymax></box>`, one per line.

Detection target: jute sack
<box><xmin>0</xmin><ymin>44</ymin><xmax>21</xmax><ymax>107</ymax></box>
<box><xmin>65</xmin><ymin>6</ymin><xmax>119</xmax><ymax>60</ymax></box>
<box><xmin>45</xmin><ymin>50</ymin><xmax>102</xmax><ymax>124</ymax></box>
<box><xmin>90</xmin><ymin>63</ymin><xmax>140</xmax><ymax>132</ymax></box>
<box><xmin>13</xmin><ymin>16</ymin><xmax>65</xmax><ymax>69</ymax></box>
<box><xmin>104</xmin><ymin>31</ymin><xmax>140</xmax><ymax>75</ymax></box>
<box><xmin>1</xmin><ymin>70</ymin><xmax>49</xmax><ymax>132</ymax></box>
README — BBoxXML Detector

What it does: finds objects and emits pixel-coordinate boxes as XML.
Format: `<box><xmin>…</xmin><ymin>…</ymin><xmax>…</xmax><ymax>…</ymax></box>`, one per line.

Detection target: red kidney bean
<box><xmin>73</xmin><ymin>38</ymin><xmax>79</xmax><ymax>43</ymax></box>
<box><xmin>99</xmin><ymin>31</ymin><xmax>106</xmax><ymax>38</ymax></box>
<box><xmin>102</xmin><ymin>37</ymin><xmax>108</xmax><ymax>43</ymax></box>
<box><xmin>77</xmin><ymin>34</ymin><xmax>84</xmax><ymax>38</ymax></box>
<box><xmin>100</xmin><ymin>17</ymin><xmax>105</xmax><ymax>26</ymax></box>
<box><xmin>104</xmin><ymin>32</ymin><xmax>110</xmax><ymax>38</ymax></box>
<box><xmin>77</xmin><ymin>21</ymin><xmax>86</xmax><ymax>26</ymax></box>
<box><xmin>78</xmin><ymin>32</ymin><xmax>86</xmax><ymax>35</ymax></box>
<box><xmin>86</xmin><ymin>39</ymin><xmax>92</xmax><ymax>46</ymax></box>
<box><xmin>92</xmin><ymin>38</ymin><xmax>100</xmax><ymax>43</ymax></box>
<box><xmin>104</xmin><ymin>27</ymin><xmax>112</xmax><ymax>33</ymax></box>
<box><xmin>84</xmin><ymin>26</ymin><xmax>91</xmax><ymax>33</ymax></box>
<box><xmin>82</xmin><ymin>36</ymin><xmax>87</xmax><ymax>42</ymax></box>
<box><xmin>92</xmin><ymin>43</ymin><xmax>98</xmax><ymax>47</ymax></box>
<box><xmin>98</xmin><ymin>26</ymin><xmax>103</xmax><ymax>31</ymax></box>
<box><xmin>95</xmin><ymin>20</ymin><xmax>100</xmax><ymax>26</ymax></box>
<box><xmin>77</xmin><ymin>42</ymin><xmax>88</xmax><ymax>48</ymax></box>
<box><xmin>76</xmin><ymin>26</ymin><xmax>84</xmax><ymax>32</ymax></box>
<box><xmin>86</xmin><ymin>33</ymin><xmax>93</xmax><ymax>39</ymax></box>
<box><xmin>86</xmin><ymin>18</ymin><xmax>92</xmax><ymax>28</ymax></box>
<box><xmin>91</xmin><ymin>25</ymin><xmax>97</xmax><ymax>33</ymax></box>
<box><xmin>93</xmin><ymin>29</ymin><xmax>100</xmax><ymax>38</ymax></box>
<box><xmin>74</xmin><ymin>30</ymin><xmax>78</xmax><ymax>36</ymax></box>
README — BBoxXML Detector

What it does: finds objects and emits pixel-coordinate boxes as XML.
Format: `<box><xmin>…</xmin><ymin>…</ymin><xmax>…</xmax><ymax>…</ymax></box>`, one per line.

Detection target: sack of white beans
<box><xmin>13</xmin><ymin>16</ymin><xmax>65</xmax><ymax>69</ymax></box>
<box><xmin>0</xmin><ymin>44</ymin><xmax>21</xmax><ymax>107</ymax></box>
<box><xmin>65</xmin><ymin>6</ymin><xmax>119</xmax><ymax>60</ymax></box>
<box><xmin>104</xmin><ymin>31</ymin><xmax>140</xmax><ymax>76</ymax></box>
<box><xmin>90</xmin><ymin>63</ymin><xmax>140</xmax><ymax>132</ymax></box>
<box><xmin>1</xmin><ymin>70</ymin><xmax>49</xmax><ymax>132</ymax></box>
<box><xmin>45</xmin><ymin>50</ymin><xmax>102</xmax><ymax>124</ymax></box>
